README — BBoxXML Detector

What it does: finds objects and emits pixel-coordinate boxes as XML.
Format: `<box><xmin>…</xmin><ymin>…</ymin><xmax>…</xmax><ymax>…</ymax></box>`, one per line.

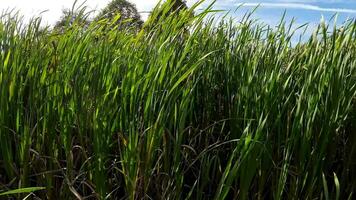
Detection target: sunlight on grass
<box><xmin>0</xmin><ymin>0</ymin><xmax>355</xmax><ymax>199</ymax></box>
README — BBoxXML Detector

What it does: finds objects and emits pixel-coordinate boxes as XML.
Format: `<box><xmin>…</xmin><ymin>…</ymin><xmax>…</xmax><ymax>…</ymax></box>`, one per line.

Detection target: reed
<box><xmin>0</xmin><ymin>1</ymin><xmax>355</xmax><ymax>199</ymax></box>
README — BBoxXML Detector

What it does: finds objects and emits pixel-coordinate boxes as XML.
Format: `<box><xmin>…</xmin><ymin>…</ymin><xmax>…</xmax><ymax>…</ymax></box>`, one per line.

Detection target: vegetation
<box><xmin>145</xmin><ymin>0</ymin><xmax>190</xmax><ymax>30</ymax></box>
<box><xmin>55</xmin><ymin>0</ymin><xmax>143</xmax><ymax>31</ymax></box>
<box><xmin>95</xmin><ymin>0</ymin><xmax>143</xmax><ymax>29</ymax></box>
<box><xmin>1</xmin><ymin>0</ymin><xmax>356</xmax><ymax>199</ymax></box>
<box><xmin>54</xmin><ymin>8</ymin><xmax>91</xmax><ymax>31</ymax></box>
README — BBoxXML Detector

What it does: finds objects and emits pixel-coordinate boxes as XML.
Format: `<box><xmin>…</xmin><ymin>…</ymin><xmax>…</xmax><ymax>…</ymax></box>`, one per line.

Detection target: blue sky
<box><xmin>0</xmin><ymin>0</ymin><xmax>355</xmax><ymax>28</ymax></box>
<box><xmin>210</xmin><ymin>0</ymin><xmax>356</xmax><ymax>26</ymax></box>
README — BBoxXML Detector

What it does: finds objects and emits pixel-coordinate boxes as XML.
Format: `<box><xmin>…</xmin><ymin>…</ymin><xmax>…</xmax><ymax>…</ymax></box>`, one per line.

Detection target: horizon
<box><xmin>0</xmin><ymin>0</ymin><xmax>355</xmax><ymax>28</ymax></box>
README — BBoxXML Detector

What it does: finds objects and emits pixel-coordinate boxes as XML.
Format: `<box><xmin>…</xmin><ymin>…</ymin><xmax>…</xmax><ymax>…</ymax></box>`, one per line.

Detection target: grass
<box><xmin>0</xmin><ymin>1</ymin><xmax>356</xmax><ymax>199</ymax></box>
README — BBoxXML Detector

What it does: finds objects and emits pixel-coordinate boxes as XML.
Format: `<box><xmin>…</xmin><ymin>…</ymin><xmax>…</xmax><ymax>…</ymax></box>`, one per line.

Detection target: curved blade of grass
<box><xmin>0</xmin><ymin>187</ymin><xmax>46</xmax><ymax>196</ymax></box>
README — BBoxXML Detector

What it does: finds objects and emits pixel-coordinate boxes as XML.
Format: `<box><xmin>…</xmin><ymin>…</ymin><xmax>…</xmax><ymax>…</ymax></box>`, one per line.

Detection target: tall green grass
<box><xmin>1</xmin><ymin>1</ymin><xmax>356</xmax><ymax>199</ymax></box>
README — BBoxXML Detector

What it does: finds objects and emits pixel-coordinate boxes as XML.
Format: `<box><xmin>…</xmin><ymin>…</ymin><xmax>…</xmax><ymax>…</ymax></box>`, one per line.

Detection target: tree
<box><xmin>95</xmin><ymin>0</ymin><xmax>143</xmax><ymax>29</ymax></box>
<box><xmin>146</xmin><ymin>0</ymin><xmax>189</xmax><ymax>24</ymax></box>
<box><xmin>53</xmin><ymin>8</ymin><xmax>90</xmax><ymax>31</ymax></box>
<box><xmin>170</xmin><ymin>0</ymin><xmax>188</xmax><ymax>12</ymax></box>
<box><xmin>157</xmin><ymin>0</ymin><xmax>188</xmax><ymax>17</ymax></box>
<box><xmin>144</xmin><ymin>0</ymin><xmax>191</xmax><ymax>31</ymax></box>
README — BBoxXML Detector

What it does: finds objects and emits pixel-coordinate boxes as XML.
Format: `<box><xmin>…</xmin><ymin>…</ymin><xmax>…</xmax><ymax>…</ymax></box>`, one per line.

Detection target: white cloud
<box><xmin>0</xmin><ymin>0</ymin><xmax>203</xmax><ymax>24</ymax></box>
<box><xmin>238</xmin><ymin>2</ymin><xmax>356</xmax><ymax>14</ymax></box>
<box><xmin>129</xmin><ymin>0</ymin><xmax>156</xmax><ymax>11</ymax></box>
<box><xmin>1</xmin><ymin>0</ymin><xmax>354</xmax><ymax>26</ymax></box>
<box><xmin>0</xmin><ymin>0</ymin><xmax>112</xmax><ymax>25</ymax></box>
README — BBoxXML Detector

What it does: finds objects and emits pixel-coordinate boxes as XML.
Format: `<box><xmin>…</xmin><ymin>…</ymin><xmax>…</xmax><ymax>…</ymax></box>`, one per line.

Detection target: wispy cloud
<box><xmin>238</xmin><ymin>2</ymin><xmax>356</xmax><ymax>14</ymax></box>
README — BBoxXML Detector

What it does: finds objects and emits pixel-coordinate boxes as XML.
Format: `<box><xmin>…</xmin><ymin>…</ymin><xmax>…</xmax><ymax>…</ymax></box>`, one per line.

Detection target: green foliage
<box><xmin>0</xmin><ymin>187</ymin><xmax>46</xmax><ymax>196</ymax></box>
<box><xmin>95</xmin><ymin>0</ymin><xmax>143</xmax><ymax>29</ymax></box>
<box><xmin>145</xmin><ymin>0</ymin><xmax>191</xmax><ymax>30</ymax></box>
<box><xmin>1</xmin><ymin>1</ymin><xmax>356</xmax><ymax>200</ymax></box>
<box><xmin>53</xmin><ymin>1</ymin><xmax>91</xmax><ymax>31</ymax></box>
<box><xmin>55</xmin><ymin>0</ymin><xmax>143</xmax><ymax>31</ymax></box>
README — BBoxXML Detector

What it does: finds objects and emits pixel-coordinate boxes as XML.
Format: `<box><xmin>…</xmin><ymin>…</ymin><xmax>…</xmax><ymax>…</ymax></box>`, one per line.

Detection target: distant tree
<box><xmin>53</xmin><ymin>8</ymin><xmax>90</xmax><ymax>31</ymax></box>
<box><xmin>144</xmin><ymin>0</ymin><xmax>191</xmax><ymax>31</ymax></box>
<box><xmin>95</xmin><ymin>0</ymin><xmax>143</xmax><ymax>29</ymax></box>
<box><xmin>170</xmin><ymin>0</ymin><xmax>188</xmax><ymax>12</ymax></box>
<box><xmin>146</xmin><ymin>0</ymin><xmax>189</xmax><ymax>23</ymax></box>
<box><xmin>157</xmin><ymin>0</ymin><xmax>188</xmax><ymax>18</ymax></box>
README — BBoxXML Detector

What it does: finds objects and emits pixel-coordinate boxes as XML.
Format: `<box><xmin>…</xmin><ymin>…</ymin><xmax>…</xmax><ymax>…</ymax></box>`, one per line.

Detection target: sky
<box><xmin>0</xmin><ymin>0</ymin><xmax>356</xmax><ymax>29</ymax></box>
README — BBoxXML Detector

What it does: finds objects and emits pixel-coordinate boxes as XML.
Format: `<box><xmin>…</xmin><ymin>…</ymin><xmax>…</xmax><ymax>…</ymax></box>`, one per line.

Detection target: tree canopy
<box><xmin>144</xmin><ymin>0</ymin><xmax>191</xmax><ymax>31</ymax></box>
<box><xmin>170</xmin><ymin>0</ymin><xmax>188</xmax><ymax>12</ymax></box>
<box><xmin>152</xmin><ymin>0</ymin><xmax>188</xmax><ymax>20</ymax></box>
<box><xmin>54</xmin><ymin>0</ymin><xmax>191</xmax><ymax>31</ymax></box>
<box><xmin>95</xmin><ymin>0</ymin><xmax>143</xmax><ymax>29</ymax></box>
<box><xmin>54</xmin><ymin>6</ymin><xmax>90</xmax><ymax>31</ymax></box>
<box><xmin>54</xmin><ymin>0</ymin><xmax>143</xmax><ymax>30</ymax></box>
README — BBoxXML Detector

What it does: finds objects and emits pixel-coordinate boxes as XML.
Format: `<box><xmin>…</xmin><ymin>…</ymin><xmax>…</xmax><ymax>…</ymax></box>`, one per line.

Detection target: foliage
<box><xmin>145</xmin><ymin>0</ymin><xmax>190</xmax><ymax>30</ymax></box>
<box><xmin>0</xmin><ymin>187</ymin><xmax>46</xmax><ymax>196</ymax></box>
<box><xmin>167</xmin><ymin>0</ymin><xmax>188</xmax><ymax>12</ymax></box>
<box><xmin>95</xmin><ymin>0</ymin><xmax>143</xmax><ymax>29</ymax></box>
<box><xmin>54</xmin><ymin>7</ymin><xmax>90</xmax><ymax>31</ymax></box>
<box><xmin>0</xmin><ymin>1</ymin><xmax>356</xmax><ymax>200</ymax></box>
